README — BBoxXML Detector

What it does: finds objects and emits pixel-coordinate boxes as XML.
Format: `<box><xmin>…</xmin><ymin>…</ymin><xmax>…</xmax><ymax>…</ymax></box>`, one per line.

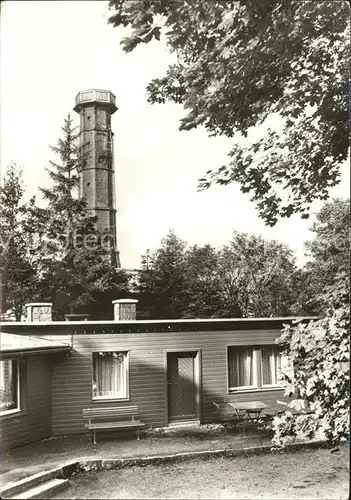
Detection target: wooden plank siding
<box><xmin>2</xmin><ymin>318</ymin><xmax>309</xmax><ymax>441</ymax></box>
<box><xmin>0</xmin><ymin>355</ymin><xmax>52</xmax><ymax>451</ymax></box>
<box><xmin>46</xmin><ymin>327</ymin><xmax>285</xmax><ymax>436</ymax></box>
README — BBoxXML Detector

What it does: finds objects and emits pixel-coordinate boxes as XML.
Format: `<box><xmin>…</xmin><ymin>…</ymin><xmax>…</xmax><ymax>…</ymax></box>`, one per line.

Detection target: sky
<box><xmin>1</xmin><ymin>0</ymin><xmax>349</xmax><ymax>270</ymax></box>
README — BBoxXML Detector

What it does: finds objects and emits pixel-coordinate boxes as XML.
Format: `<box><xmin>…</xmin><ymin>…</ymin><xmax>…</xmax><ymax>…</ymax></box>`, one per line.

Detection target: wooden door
<box><xmin>167</xmin><ymin>352</ymin><xmax>198</xmax><ymax>422</ymax></box>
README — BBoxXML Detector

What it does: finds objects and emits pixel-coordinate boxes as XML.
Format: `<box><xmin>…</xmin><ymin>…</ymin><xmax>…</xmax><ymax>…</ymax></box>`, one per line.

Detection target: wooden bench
<box><xmin>82</xmin><ymin>406</ymin><xmax>146</xmax><ymax>444</ymax></box>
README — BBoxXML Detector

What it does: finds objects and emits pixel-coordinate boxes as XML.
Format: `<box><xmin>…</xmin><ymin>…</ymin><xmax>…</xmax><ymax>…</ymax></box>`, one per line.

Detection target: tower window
<box><xmin>87</xmin><ymin>182</ymin><xmax>91</xmax><ymax>187</ymax></box>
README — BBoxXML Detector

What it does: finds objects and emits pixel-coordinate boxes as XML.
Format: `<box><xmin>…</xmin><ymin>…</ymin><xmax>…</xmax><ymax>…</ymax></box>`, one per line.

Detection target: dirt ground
<box><xmin>51</xmin><ymin>444</ymin><xmax>349</xmax><ymax>500</ymax></box>
<box><xmin>1</xmin><ymin>425</ymin><xmax>273</xmax><ymax>485</ymax></box>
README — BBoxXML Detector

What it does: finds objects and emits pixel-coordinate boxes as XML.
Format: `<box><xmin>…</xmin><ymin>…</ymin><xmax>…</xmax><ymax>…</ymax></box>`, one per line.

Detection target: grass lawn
<box><xmin>51</xmin><ymin>444</ymin><xmax>349</xmax><ymax>499</ymax></box>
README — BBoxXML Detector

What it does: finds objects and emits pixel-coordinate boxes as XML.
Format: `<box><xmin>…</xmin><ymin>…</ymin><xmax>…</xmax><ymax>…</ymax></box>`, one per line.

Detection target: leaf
<box><xmin>108</xmin><ymin>0</ymin><xmax>348</xmax><ymax>225</ymax></box>
<box><xmin>288</xmin><ymin>399</ymin><xmax>306</xmax><ymax>411</ymax></box>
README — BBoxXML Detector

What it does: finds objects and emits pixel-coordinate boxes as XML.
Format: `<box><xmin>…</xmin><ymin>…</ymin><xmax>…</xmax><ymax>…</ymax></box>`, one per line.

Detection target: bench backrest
<box><xmin>83</xmin><ymin>406</ymin><xmax>139</xmax><ymax>421</ymax></box>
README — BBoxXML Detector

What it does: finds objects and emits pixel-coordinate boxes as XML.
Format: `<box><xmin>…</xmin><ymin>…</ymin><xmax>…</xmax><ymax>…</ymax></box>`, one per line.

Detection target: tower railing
<box><xmin>74</xmin><ymin>90</ymin><xmax>117</xmax><ymax>110</ymax></box>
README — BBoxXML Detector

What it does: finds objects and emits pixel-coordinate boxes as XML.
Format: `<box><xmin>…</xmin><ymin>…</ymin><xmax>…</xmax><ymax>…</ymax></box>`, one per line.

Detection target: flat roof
<box><xmin>1</xmin><ymin>317</ymin><xmax>318</xmax><ymax>335</ymax></box>
<box><xmin>1</xmin><ymin>316</ymin><xmax>317</xmax><ymax>327</ymax></box>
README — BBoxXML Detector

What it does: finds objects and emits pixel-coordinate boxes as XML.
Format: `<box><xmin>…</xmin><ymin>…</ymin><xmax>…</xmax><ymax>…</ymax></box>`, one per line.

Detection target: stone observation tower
<box><xmin>74</xmin><ymin>89</ymin><xmax>120</xmax><ymax>267</ymax></box>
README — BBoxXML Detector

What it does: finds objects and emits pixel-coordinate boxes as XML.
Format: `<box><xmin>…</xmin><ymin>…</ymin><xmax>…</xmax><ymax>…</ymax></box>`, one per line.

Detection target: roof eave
<box><xmin>0</xmin><ymin>346</ymin><xmax>71</xmax><ymax>358</ymax></box>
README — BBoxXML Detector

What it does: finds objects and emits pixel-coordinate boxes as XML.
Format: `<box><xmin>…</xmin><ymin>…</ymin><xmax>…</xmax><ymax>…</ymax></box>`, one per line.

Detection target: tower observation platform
<box><xmin>74</xmin><ymin>89</ymin><xmax>120</xmax><ymax>267</ymax></box>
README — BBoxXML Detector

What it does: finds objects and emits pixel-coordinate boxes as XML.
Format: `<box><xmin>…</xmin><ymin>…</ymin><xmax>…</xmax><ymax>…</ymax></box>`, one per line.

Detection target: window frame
<box><xmin>0</xmin><ymin>358</ymin><xmax>21</xmax><ymax>416</ymax></box>
<box><xmin>227</xmin><ymin>345</ymin><xmax>284</xmax><ymax>394</ymax></box>
<box><xmin>227</xmin><ymin>346</ymin><xmax>258</xmax><ymax>392</ymax></box>
<box><xmin>91</xmin><ymin>350</ymin><xmax>130</xmax><ymax>402</ymax></box>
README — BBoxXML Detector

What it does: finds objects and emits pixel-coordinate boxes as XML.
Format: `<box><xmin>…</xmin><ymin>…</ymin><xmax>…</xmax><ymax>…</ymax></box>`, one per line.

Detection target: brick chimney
<box><xmin>26</xmin><ymin>303</ymin><xmax>52</xmax><ymax>322</ymax></box>
<box><xmin>112</xmin><ymin>299</ymin><xmax>138</xmax><ymax>321</ymax></box>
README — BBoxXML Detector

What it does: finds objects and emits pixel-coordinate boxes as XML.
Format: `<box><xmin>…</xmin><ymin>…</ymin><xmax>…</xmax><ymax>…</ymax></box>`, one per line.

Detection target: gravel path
<box><xmin>51</xmin><ymin>444</ymin><xmax>349</xmax><ymax>499</ymax></box>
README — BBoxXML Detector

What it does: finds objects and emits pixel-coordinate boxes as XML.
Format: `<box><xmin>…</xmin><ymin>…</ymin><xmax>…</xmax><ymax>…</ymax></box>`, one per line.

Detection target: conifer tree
<box><xmin>183</xmin><ymin>244</ymin><xmax>223</xmax><ymax>318</ymax></box>
<box><xmin>0</xmin><ymin>163</ymin><xmax>38</xmax><ymax>320</ymax></box>
<box><xmin>39</xmin><ymin>115</ymin><xmax>129</xmax><ymax>319</ymax></box>
<box><xmin>137</xmin><ymin>230</ymin><xmax>189</xmax><ymax>319</ymax></box>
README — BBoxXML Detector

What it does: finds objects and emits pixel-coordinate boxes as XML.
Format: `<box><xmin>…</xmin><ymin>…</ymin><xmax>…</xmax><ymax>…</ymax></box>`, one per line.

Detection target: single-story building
<box><xmin>1</xmin><ymin>301</ymin><xmax>313</xmax><ymax>452</ymax></box>
<box><xmin>0</xmin><ymin>331</ymin><xmax>71</xmax><ymax>451</ymax></box>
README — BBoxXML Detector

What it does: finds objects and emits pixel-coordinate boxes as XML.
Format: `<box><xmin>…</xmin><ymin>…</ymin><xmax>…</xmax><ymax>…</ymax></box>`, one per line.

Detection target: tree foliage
<box><xmin>272</xmin><ymin>273</ymin><xmax>349</xmax><ymax>447</ymax></box>
<box><xmin>303</xmin><ymin>198</ymin><xmax>350</xmax><ymax>313</ymax></box>
<box><xmin>217</xmin><ymin>232</ymin><xmax>298</xmax><ymax>317</ymax></box>
<box><xmin>108</xmin><ymin>0</ymin><xmax>349</xmax><ymax>225</ymax></box>
<box><xmin>272</xmin><ymin>199</ymin><xmax>350</xmax><ymax>447</ymax></box>
<box><xmin>0</xmin><ymin>163</ymin><xmax>39</xmax><ymax>320</ymax></box>
<box><xmin>138</xmin><ymin>230</ymin><xmax>189</xmax><ymax>319</ymax></box>
<box><xmin>184</xmin><ymin>244</ymin><xmax>223</xmax><ymax>318</ymax></box>
<box><xmin>137</xmin><ymin>229</ymin><xmax>298</xmax><ymax>319</ymax></box>
<box><xmin>291</xmin><ymin>198</ymin><xmax>350</xmax><ymax>315</ymax></box>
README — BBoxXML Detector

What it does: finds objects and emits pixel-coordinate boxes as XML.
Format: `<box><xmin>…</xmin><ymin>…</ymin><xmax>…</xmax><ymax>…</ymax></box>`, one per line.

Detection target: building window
<box><xmin>228</xmin><ymin>346</ymin><xmax>287</xmax><ymax>392</ymax></box>
<box><xmin>261</xmin><ymin>346</ymin><xmax>282</xmax><ymax>387</ymax></box>
<box><xmin>228</xmin><ymin>347</ymin><xmax>256</xmax><ymax>390</ymax></box>
<box><xmin>0</xmin><ymin>359</ymin><xmax>20</xmax><ymax>415</ymax></box>
<box><xmin>92</xmin><ymin>351</ymin><xmax>129</xmax><ymax>400</ymax></box>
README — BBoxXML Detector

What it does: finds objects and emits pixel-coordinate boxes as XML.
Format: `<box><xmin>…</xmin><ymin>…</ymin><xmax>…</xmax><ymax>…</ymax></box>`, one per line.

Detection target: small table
<box><xmin>234</xmin><ymin>401</ymin><xmax>269</xmax><ymax>419</ymax></box>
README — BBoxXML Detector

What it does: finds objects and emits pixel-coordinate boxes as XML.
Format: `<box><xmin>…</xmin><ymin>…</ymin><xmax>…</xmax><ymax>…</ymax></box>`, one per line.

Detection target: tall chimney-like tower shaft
<box><xmin>74</xmin><ymin>89</ymin><xmax>120</xmax><ymax>267</ymax></box>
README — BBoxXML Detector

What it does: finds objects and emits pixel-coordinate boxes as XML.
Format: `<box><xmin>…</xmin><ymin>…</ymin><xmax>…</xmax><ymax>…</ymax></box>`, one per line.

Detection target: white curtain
<box><xmin>242</xmin><ymin>348</ymin><xmax>253</xmax><ymax>386</ymax></box>
<box><xmin>93</xmin><ymin>352</ymin><xmax>126</xmax><ymax>398</ymax></box>
<box><xmin>261</xmin><ymin>347</ymin><xmax>282</xmax><ymax>385</ymax></box>
<box><xmin>229</xmin><ymin>347</ymin><xmax>254</xmax><ymax>388</ymax></box>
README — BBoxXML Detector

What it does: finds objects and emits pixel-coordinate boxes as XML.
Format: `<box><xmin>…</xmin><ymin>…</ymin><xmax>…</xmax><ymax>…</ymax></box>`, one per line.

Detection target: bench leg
<box><xmin>137</xmin><ymin>429</ymin><xmax>140</xmax><ymax>441</ymax></box>
<box><xmin>93</xmin><ymin>430</ymin><xmax>97</xmax><ymax>445</ymax></box>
